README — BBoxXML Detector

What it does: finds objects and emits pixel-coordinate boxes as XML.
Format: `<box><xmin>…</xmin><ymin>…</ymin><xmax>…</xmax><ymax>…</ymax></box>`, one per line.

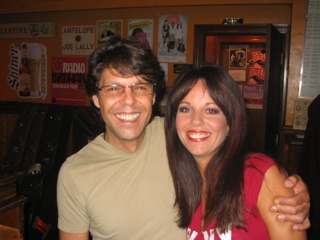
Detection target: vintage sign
<box><xmin>62</xmin><ymin>25</ymin><xmax>95</xmax><ymax>55</ymax></box>
<box><xmin>0</xmin><ymin>22</ymin><xmax>56</xmax><ymax>39</ymax></box>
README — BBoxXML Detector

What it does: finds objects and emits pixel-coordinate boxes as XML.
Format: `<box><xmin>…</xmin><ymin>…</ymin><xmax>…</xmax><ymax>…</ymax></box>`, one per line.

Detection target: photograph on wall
<box><xmin>7</xmin><ymin>42</ymin><xmax>47</xmax><ymax>100</ymax></box>
<box><xmin>97</xmin><ymin>20</ymin><xmax>123</xmax><ymax>48</ymax></box>
<box><xmin>158</xmin><ymin>15</ymin><xmax>188</xmax><ymax>63</ymax></box>
<box><xmin>51</xmin><ymin>57</ymin><xmax>87</xmax><ymax>106</ymax></box>
<box><xmin>242</xmin><ymin>85</ymin><xmax>264</xmax><ymax>109</ymax></box>
<box><xmin>229</xmin><ymin>45</ymin><xmax>247</xmax><ymax>68</ymax></box>
<box><xmin>62</xmin><ymin>25</ymin><xmax>95</xmax><ymax>55</ymax></box>
<box><xmin>128</xmin><ymin>19</ymin><xmax>153</xmax><ymax>49</ymax></box>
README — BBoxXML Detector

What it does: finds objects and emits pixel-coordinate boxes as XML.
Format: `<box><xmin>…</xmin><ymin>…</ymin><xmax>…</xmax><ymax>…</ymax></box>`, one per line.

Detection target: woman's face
<box><xmin>175</xmin><ymin>80</ymin><xmax>229</xmax><ymax>170</ymax></box>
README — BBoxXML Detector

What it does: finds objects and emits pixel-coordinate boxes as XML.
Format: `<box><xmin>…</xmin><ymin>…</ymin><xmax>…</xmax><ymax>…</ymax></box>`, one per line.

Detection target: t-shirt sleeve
<box><xmin>244</xmin><ymin>154</ymin><xmax>277</xmax><ymax>208</ymax></box>
<box><xmin>57</xmin><ymin>160</ymin><xmax>90</xmax><ymax>233</ymax></box>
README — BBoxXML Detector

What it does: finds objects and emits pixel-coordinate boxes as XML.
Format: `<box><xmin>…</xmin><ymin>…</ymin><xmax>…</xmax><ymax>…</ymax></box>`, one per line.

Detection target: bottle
<box><xmin>18</xmin><ymin>44</ymin><xmax>30</xmax><ymax>97</ymax></box>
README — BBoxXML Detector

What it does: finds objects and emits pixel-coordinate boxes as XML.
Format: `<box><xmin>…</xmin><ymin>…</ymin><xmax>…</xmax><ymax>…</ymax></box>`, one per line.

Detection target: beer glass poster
<box><xmin>51</xmin><ymin>57</ymin><xmax>87</xmax><ymax>106</ymax></box>
<box><xmin>7</xmin><ymin>42</ymin><xmax>47</xmax><ymax>100</ymax></box>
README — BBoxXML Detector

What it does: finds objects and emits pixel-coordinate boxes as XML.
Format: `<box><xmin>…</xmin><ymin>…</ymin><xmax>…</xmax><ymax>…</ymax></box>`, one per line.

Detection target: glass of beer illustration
<box><xmin>27</xmin><ymin>43</ymin><xmax>42</xmax><ymax>97</ymax></box>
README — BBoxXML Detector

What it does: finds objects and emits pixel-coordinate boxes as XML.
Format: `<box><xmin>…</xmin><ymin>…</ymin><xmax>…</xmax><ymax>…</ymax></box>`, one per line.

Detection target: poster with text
<box><xmin>248</xmin><ymin>67</ymin><xmax>265</xmax><ymax>85</ymax></box>
<box><xmin>51</xmin><ymin>57</ymin><xmax>87</xmax><ymax>105</ymax></box>
<box><xmin>128</xmin><ymin>19</ymin><xmax>153</xmax><ymax>49</ymax></box>
<box><xmin>0</xmin><ymin>22</ymin><xmax>56</xmax><ymax>39</ymax></box>
<box><xmin>7</xmin><ymin>42</ymin><xmax>47</xmax><ymax>100</ymax></box>
<box><xmin>158</xmin><ymin>15</ymin><xmax>188</xmax><ymax>63</ymax></box>
<box><xmin>97</xmin><ymin>20</ymin><xmax>123</xmax><ymax>48</ymax></box>
<box><xmin>62</xmin><ymin>26</ymin><xmax>95</xmax><ymax>55</ymax></box>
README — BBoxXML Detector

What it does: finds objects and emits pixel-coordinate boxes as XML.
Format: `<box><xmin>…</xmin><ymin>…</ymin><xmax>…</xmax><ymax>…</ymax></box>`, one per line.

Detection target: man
<box><xmin>299</xmin><ymin>94</ymin><xmax>320</xmax><ymax>240</ymax></box>
<box><xmin>57</xmin><ymin>36</ymin><xmax>310</xmax><ymax>240</ymax></box>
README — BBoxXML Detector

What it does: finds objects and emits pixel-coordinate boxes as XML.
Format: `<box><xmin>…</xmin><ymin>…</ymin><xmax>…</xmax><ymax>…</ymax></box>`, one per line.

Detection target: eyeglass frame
<box><xmin>97</xmin><ymin>82</ymin><xmax>157</xmax><ymax>96</ymax></box>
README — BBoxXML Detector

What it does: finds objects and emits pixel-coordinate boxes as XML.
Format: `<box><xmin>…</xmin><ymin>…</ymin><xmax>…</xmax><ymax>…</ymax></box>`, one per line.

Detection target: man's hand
<box><xmin>270</xmin><ymin>174</ymin><xmax>310</xmax><ymax>231</ymax></box>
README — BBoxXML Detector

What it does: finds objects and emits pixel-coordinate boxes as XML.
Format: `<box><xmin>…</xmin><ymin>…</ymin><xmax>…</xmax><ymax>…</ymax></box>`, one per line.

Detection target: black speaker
<box><xmin>21</xmin><ymin>105</ymin><xmax>72</xmax><ymax>240</ymax></box>
<box><xmin>1</xmin><ymin>102</ymin><xmax>102</xmax><ymax>240</ymax></box>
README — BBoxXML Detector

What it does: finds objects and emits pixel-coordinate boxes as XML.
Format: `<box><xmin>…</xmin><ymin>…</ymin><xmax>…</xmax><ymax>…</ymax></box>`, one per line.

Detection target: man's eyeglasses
<box><xmin>97</xmin><ymin>83</ymin><xmax>156</xmax><ymax>97</ymax></box>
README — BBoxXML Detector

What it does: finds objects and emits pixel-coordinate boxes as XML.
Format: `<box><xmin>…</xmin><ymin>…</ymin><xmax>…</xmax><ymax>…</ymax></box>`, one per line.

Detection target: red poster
<box><xmin>248</xmin><ymin>51</ymin><xmax>266</xmax><ymax>85</ymax></box>
<box><xmin>51</xmin><ymin>57</ymin><xmax>87</xmax><ymax>105</ymax></box>
<box><xmin>248</xmin><ymin>67</ymin><xmax>265</xmax><ymax>85</ymax></box>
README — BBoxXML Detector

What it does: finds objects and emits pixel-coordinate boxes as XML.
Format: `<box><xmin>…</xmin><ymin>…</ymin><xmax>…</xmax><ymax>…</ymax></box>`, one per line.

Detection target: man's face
<box><xmin>92</xmin><ymin>68</ymin><xmax>155</xmax><ymax>152</ymax></box>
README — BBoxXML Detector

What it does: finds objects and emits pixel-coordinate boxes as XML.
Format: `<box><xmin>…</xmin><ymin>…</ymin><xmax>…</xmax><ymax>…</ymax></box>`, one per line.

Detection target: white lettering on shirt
<box><xmin>187</xmin><ymin>227</ymin><xmax>232</xmax><ymax>240</ymax></box>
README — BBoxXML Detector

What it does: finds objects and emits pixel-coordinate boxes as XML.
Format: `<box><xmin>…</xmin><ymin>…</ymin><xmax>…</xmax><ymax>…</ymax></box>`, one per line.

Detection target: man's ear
<box><xmin>92</xmin><ymin>95</ymin><xmax>101</xmax><ymax>109</ymax></box>
<box><xmin>153</xmin><ymin>94</ymin><xmax>156</xmax><ymax>105</ymax></box>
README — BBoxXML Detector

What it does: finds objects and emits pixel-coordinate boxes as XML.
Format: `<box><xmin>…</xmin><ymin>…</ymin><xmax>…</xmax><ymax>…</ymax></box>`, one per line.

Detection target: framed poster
<box><xmin>158</xmin><ymin>15</ymin><xmax>188</xmax><ymax>63</ymax></box>
<box><xmin>229</xmin><ymin>45</ymin><xmax>247</xmax><ymax>68</ymax></box>
<box><xmin>128</xmin><ymin>19</ymin><xmax>153</xmax><ymax>49</ymax></box>
<box><xmin>97</xmin><ymin>20</ymin><xmax>123</xmax><ymax>48</ymax></box>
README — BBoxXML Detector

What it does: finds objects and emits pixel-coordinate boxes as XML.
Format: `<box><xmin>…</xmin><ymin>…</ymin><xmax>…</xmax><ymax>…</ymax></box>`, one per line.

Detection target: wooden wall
<box><xmin>0</xmin><ymin>0</ymin><xmax>308</xmax><ymax>126</ymax></box>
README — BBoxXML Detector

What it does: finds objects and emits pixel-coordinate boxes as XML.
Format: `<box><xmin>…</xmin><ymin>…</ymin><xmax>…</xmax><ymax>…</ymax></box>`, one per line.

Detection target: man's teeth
<box><xmin>116</xmin><ymin>113</ymin><xmax>140</xmax><ymax>121</ymax></box>
<box><xmin>187</xmin><ymin>132</ymin><xmax>210</xmax><ymax>139</ymax></box>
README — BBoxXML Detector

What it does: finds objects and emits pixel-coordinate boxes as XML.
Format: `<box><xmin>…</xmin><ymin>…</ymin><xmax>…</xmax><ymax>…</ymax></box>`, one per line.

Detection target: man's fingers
<box><xmin>285</xmin><ymin>174</ymin><xmax>301</xmax><ymax>188</ymax></box>
<box><xmin>275</xmin><ymin>212</ymin><xmax>305</xmax><ymax>223</ymax></box>
<box><xmin>270</xmin><ymin>204</ymin><xmax>306</xmax><ymax>215</ymax></box>
<box><xmin>274</xmin><ymin>192</ymin><xmax>310</xmax><ymax>207</ymax></box>
<box><xmin>273</xmin><ymin>174</ymin><xmax>311</xmax><ymax>232</ymax></box>
<box><xmin>292</xmin><ymin>218</ymin><xmax>311</xmax><ymax>231</ymax></box>
<box><xmin>273</xmin><ymin>196</ymin><xmax>302</xmax><ymax>206</ymax></box>
<box><xmin>275</xmin><ymin>210</ymin><xmax>311</xmax><ymax>231</ymax></box>
<box><xmin>284</xmin><ymin>175</ymin><xmax>299</xmax><ymax>188</ymax></box>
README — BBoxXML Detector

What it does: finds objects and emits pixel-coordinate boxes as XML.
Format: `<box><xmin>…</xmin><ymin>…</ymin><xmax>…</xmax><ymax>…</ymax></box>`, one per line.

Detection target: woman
<box><xmin>175</xmin><ymin>21</ymin><xmax>184</xmax><ymax>50</ymax></box>
<box><xmin>164</xmin><ymin>65</ymin><xmax>306</xmax><ymax>240</ymax></box>
<box><xmin>162</xmin><ymin>19</ymin><xmax>170</xmax><ymax>45</ymax></box>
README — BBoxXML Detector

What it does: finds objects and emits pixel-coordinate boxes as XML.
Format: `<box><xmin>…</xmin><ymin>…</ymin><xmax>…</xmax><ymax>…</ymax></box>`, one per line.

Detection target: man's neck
<box><xmin>104</xmin><ymin>131</ymin><xmax>146</xmax><ymax>153</ymax></box>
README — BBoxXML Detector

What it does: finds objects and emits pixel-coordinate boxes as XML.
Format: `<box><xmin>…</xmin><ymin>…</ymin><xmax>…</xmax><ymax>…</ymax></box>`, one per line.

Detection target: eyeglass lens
<box><xmin>100</xmin><ymin>83</ymin><xmax>154</xmax><ymax>96</ymax></box>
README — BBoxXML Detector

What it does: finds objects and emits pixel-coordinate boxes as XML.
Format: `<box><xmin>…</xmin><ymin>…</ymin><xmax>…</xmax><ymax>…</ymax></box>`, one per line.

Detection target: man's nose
<box><xmin>120</xmin><ymin>87</ymin><xmax>135</xmax><ymax>105</ymax></box>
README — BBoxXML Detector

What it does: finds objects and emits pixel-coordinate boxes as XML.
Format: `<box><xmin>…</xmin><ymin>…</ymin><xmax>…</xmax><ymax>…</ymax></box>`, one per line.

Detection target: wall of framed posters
<box><xmin>193</xmin><ymin>24</ymin><xmax>289</xmax><ymax>156</ymax></box>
